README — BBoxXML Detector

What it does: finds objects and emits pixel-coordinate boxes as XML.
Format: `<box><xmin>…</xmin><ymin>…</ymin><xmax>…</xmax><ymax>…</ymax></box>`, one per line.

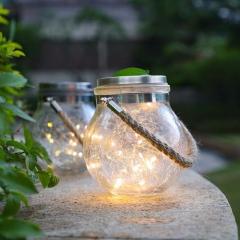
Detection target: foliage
<box><xmin>0</xmin><ymin>6</ymin><xmax>59</xmax><ymax>240</ymax></box>
<box><xmin>74</xmin><ymin>6</ymin><xmax>125</xmax><ymax>39</ymax></box>
<box><xmin>131</xmin><ymin>0</ymin><xmax>240</xmax><ymax>133</ymax></box>
<box><xmin>131</xmin><ymin>0</ymin><xmax>240</xmax><ymax>80</ymax></box>
<box><xmin>167</xmin><ymin>48</ymin><xmax>240</xmax><ymax>102</ymax></box>
<box><xmin>113</xmin><ymin>67</ymin><xmax>149</xmax><ymax>76</ymax></box>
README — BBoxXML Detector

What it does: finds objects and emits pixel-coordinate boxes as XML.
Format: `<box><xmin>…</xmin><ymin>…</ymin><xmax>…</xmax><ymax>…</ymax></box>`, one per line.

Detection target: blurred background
<box><xmin>2</xmin><ymin>0</ymin><xmax>240</xmax><ymax>232</ymax></box>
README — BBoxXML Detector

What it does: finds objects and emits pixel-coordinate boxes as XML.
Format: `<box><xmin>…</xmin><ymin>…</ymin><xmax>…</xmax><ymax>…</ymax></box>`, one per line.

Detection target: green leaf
<box><xmin>6</xmin><ymin>140</ymin><xmax>28</xmax><ymax>153</ymax></box>
<box><xmin>0</xmin><ymin>218</ymin><xmax>42</xmax><ymax>239</ymax></box>
<box><xmin>0</xmin><ymin>148</ymin><xmax>6</xmax><ymax>160</ymax></box>
<box><xmin>0</xmin><ymin>15</ymin><xmax>8</xmax><ymax>25</ymax></box>
<box><xmin>48</xmin><ymin>175</ymin><xmax>60</xmax><ymax>188</ymax></box>
<box><xmin>12</xmin><ymin>50</ymin><xmax>25</xmax><ymax>57</ymax></box>
<box><xmin>0</xmin><ymin>96</ymin><xmax>5</xmax><ymax>103</ymax></box>
<box><xmin>10</xmin><ymin>190</ymin><xmax>28</xmax><ymax>207</ymax></box>
<box><xmin>24</xmin><ymin>127</ymin><xmax>34</xmax><ymax>148</ymax></box>
<box><xmin>38</xmin><ymin>170</ymin><xmax>51</xmax><ymax>188</ymax></box>
<box><xmin>2</xmin><ymin>194</ymin><xmax>21</xmax><ymax>217</ymax></box>
<box><xmin>0</xmin><ymin>103</ymin><xmax>35</xmax><ymax>122</ymax></box>
<box><xmin>0</xmin><ymin>7</ymin><xmax>9</xmax><ymax>16</ymax></box>
<box><xmin>0</xmin><ymin>72</ymin><xmax>27</xmax><ymax>88</ymax></box>
<box><xmin>26</xmin><ymin>154</ymin><xmax>37</xmax><ymax>171</ymax></box>
<box><xmin>31</xmin><ymin>141</ymin><xmax>51</xmax><ymax>163</ymax></box>
<box><xmin>0</xmin><ymin>167</ymin><xmax>37</xmax><ymax>194</ymax></box>
<box><xmin>113</xmin><ymin>67</ymin><xmax>150</xmax><ymax>77</ymax></box>
<box><xmin>0</xmin><ymin>111</ymin><xmax>11</xmax><ymax>134</ymax></box>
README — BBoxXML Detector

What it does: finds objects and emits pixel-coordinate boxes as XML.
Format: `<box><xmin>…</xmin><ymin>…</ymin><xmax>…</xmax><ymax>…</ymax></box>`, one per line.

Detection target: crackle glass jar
<box><xmin>83</xmin><ymin>75</ymin><xmax>193</xmax><ymax>195</ymax></box>
<box><xmin>33</xmin><ymin>82</ymin><xmax>95</xmax><ymax>174</ymax></box>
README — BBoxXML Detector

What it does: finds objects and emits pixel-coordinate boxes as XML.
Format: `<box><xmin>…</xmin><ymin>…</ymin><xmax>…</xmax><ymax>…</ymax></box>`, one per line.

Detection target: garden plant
<box><xmin>0</xmin><ymin>6</ymin><xmax>59</xmax><ymax>240</ymax></box>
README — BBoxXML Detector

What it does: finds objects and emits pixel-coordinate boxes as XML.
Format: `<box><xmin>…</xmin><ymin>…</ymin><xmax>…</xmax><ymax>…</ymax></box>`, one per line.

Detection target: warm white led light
<box><xmin>139</xmin><ymin>180</ymin><xmax>145</xmax><ymax>186</ymax></box>
<box><xmin>88</xmin><ymin>162</ymin><xmax>100</xmax><ymax>170</ymax></box>
<box><xmin>114</xmin><ymin>178</ymin><xmax>123</xmax><ymax>189</ymax></box>
<box><xmin>47</xmin><ymin>122</ymin><xmax>53</xmax><ymax>128</ymax></box>
<box><xmin>84</xmin><ymin>101</ymin><xmax>191</xmax><ymax>195</ymax></box>
<box><xmin>72</xmin><ymin>151</ymin><xmax>77</xmax><ymax>156</ymax></box>
<box><xmin>45</xmin><ymin>133</ymin><xmax>52</xmax><ymax>139</ymax></box>
<box><xmin>55</xmin><ymin>150</ymin><xmax>61</xmax><ymax>157</ymax></box>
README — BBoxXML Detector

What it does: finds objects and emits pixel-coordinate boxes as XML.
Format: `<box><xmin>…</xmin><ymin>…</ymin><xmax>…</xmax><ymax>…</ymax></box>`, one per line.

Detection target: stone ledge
<box><xmin>22</xmin><ymin>170</ymin><xmax>238</xmax><ymax>240</ymax></box>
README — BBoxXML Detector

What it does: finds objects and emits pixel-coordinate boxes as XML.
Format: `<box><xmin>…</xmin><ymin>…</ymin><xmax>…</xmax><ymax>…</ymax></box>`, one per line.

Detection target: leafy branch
<box><xmin>0</xmin><ymin>6</ymin><xmax>59</xmax><ymax>240</ymax></box>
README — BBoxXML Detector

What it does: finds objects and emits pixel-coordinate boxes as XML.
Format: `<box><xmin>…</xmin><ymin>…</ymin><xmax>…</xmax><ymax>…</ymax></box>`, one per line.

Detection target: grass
<box><xmin>205</xmin><ymin>162</ymin><xmax>240</xmax><ymax>236</ymax></box>
<box><xmin>209</xmin><ymin>134</ymin><xmax>240</xmax><ymax>147</ymax></box>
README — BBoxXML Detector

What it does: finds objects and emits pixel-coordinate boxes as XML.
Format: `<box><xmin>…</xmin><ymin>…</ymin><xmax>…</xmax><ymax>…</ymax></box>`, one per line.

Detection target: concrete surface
<box><xmin>22</xmin><ymin>170</ymin><xmax>238</xmax><ymax>240</ymax></box>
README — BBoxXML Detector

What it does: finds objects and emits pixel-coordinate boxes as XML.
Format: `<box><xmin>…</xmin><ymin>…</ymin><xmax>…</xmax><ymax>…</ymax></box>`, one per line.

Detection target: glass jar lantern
<box><xmin>33</xmin><ymin>82</ymin><xmax>95</xmax><ymax>173</ymax></box>
<box><xmin>84</xmin><ymin>75</ymin><xmax>196</xmax><ymax>195</ymax></box>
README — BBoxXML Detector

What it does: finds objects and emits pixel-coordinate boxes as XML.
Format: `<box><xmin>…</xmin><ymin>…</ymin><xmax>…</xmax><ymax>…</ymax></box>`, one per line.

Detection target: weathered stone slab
<box><xmin>22</xmin><ymin>170</ymin><xmax>238</xmax><ymax>240</ymax></box>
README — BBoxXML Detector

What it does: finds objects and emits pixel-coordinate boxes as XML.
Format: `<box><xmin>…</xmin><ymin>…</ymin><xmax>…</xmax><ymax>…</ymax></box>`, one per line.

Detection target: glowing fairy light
<box><xmin>66</xmin><ymin>149</ymin><xmax>73</xmax><ymax>155</ymax></box>
<box><xmin>47</xmin><ymin>121</ymin><xmax>53</xmax><ymax>128</ymax></box>
<box><xmin>80</xmin><ymin>133</ymin><xmax>84</xmax><ymax>139</ymax></box>
<box><xmin>88</xmin><ymin>162</ymin><xmax>100</xmax><ymax>170</ymax></box>
<box><xmin>146</xmin><ymin>156</ymin><xmax>157</xmax><ymax>170</ymax></box>
<box><xmin>83</xmin><ymin>75</ymin><xmax>198</xmax><ymax>195</ymax></box>
<box><xmin>55</xmin><ymin>150</ymin><xmax>61</xmax><ymax>157</ymax></box>
<box><xmin>98</xmin><ymin>135</ymin><xmax>103</xmax><ymax>140</ymax></box>
<box><xmin>32</xmin><ymin>82</ymin><xmax>95</xmax><ymax>173</ymax></box>
<box><xmin>132</xmin><ymin>164</ymin><xmax>143</xmax><ymax>173</ymax></box>
<box><xmin>92</xmin><ymin>134</ymin><xmax>103</xmax><ymax>141</ymax></box>
<box><xmin>84</xmin><ymin>100</ymin><xmax>195</xmax><ymax>195</ymax></box>
<box><xmin>139</xmin><ymin>180</ymin><xmax>145</xmax><ymax>186</ymax></box>
<box><xmin>69</xmin><ymin>139</ymin><xmax>77</xmax><ymax>147</ymax></box>
<box><xmin>138</xmin><ymin>152</ymin><xmax>144</xmax><ymax>159</ymax></box>
<box><xmin>114</xmin><ymin>178</ymin><xmax>123</xmax><ymax>189</ymax></box>
<box><xmin>72</xmin><ymin>151</ymin><xmax>77</xmax><ymax>157</ymax></box>
<box><xmin>45</xmin><ymin>133</ymin><xmax>52</xmax><ymax>139</ymax></box>
<box><xmin>117</xmin><ymin>150</ymin><xmax>123</xmax><ymax>156</ymax></box>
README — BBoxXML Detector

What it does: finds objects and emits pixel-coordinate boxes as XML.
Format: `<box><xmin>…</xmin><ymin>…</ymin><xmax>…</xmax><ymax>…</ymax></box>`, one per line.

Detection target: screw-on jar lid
<box><xmin>39</xmin><ymin>82</ymin><xmax>93</xmax><ymax>97</ymax></box>
<box><xmin>95</xmin><ymin>75</ymin><xmax>170</xmax><ymax>95</ymax></box>
<box><xmin>97</xmin><ymin>75</ymin><xmax>168</xmax><ymax>86</ymax></box>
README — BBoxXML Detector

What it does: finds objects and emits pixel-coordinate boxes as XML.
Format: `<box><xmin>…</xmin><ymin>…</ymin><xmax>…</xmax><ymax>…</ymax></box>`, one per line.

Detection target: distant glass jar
<box><xmin>33</xmin><ymin>82</ymin><xmax>95</xmax><ymax>174</ymax></box>
<box><xmin>84</xmin><ymin>76</ymin><xmax>193</xmax><ymax>195</ymax></box>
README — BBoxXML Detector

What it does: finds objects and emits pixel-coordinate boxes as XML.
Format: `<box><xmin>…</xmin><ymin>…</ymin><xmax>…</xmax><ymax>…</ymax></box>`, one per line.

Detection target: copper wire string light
<box><xmin>100</xmin><ymin>97</ymin><xmax>198</xmax><ymax>168</ymax></box>
<box><xmin>83</xmin><ymin>75</ymin><xmax>198</xmax><ymax>195</ymax></box>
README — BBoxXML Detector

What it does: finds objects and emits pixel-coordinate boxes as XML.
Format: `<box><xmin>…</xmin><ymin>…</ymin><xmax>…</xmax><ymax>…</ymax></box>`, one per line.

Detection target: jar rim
<box><xmin>97</xmin><ymin>75</ymin><xmax>168</xmax><ymax>87</ymax></box>
<box><xmin>39</xmin><ymin>81</ymin><xmax>93</xmax><ymax>97</ymax></box>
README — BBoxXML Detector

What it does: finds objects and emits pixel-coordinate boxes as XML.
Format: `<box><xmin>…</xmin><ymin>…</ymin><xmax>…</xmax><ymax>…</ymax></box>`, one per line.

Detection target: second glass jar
<box><xmin>33</xmin><ymin>82</ymin><xmax>95</xmax><ymax>174</ymax></box>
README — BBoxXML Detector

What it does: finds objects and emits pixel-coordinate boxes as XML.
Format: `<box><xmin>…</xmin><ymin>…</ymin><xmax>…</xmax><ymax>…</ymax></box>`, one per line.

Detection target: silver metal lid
<box><xmin>97</xmin><ymin>75</ymin><xmax>168</xmax><ymax>86</ymax></box>
<box><xmin>39</xmin><ymin>82</ymin><xmax>93</xmax><ymax>96</ymax></box>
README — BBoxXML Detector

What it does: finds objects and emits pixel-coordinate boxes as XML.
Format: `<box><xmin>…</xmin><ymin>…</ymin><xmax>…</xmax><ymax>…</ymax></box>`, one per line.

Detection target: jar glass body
<box><xmin>33</xmin><ymin>93</ymin><xmax>95</xmax><ymax>174</ymax></box>
<box><xmin>84</xmin><ymin>83</ymin><xmax>191</xmax><ymax>195</ymax></box>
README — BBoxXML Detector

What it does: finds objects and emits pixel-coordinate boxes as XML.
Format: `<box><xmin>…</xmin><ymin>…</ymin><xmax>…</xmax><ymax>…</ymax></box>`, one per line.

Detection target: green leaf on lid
<box><xmin>113</xmin><ymin>67</ymin><xmax>150</xmax><ymax>77</ymax></box>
